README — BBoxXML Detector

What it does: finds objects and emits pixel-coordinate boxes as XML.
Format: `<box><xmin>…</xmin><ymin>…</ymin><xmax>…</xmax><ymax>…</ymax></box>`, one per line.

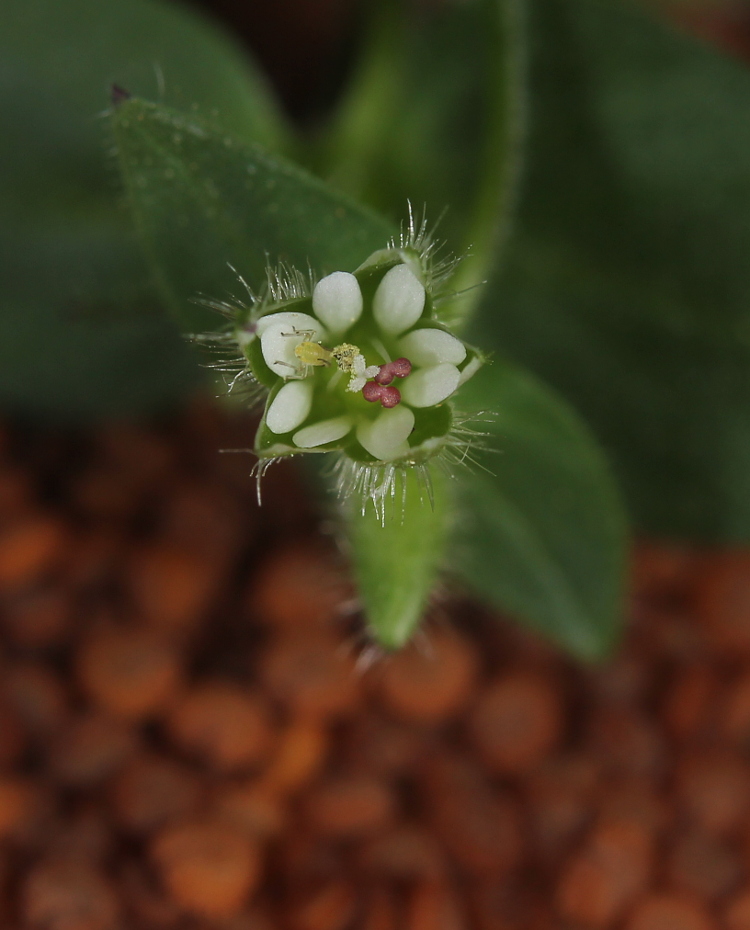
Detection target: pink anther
<box><xmin>374</xmin><ymin>357</ymin><xmax>412</xmax><ymax>385</ymax></box>
<box><xmin>362</xmin><ymin>382</ymin><xmax>402</xmax><ymax>408</ymax></box>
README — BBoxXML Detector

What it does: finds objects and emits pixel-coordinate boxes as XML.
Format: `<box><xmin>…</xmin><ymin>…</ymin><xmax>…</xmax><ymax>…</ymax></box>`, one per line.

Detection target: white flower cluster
<box><xmin>253</xmin><ymin>262</ymin><xmax>480</xmax><ymax>463</ymax></box>
<box><xmin>194</xmin><ymin>222</ymin><xmax>486</xmax><ymax>511</ymax></box>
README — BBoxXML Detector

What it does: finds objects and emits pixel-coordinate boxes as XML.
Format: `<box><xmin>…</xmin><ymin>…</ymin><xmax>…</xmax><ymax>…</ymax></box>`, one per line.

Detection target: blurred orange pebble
<box><xmin>119</xmin><ymin>860</ymin><xmax>183</xmax><ymax>928</ymax></box>
<box><xmin>661</xmin><ymin>664</ymin><xmax>719</xmax><ymax>742</ymax></box>
<box><xmin>677</xmin><ymin>751</ymin><xmax>750</xmax><ymax>835</ymax></box>
<box><xmin>2</xmin><ymin>586</ymin><xmax>71</xmax><ymax>649</ymax></box>
<box><xmin>212</xmin><ymin>782</ymin><xmax>286</xmax><ymax>838</ymax></box>
<box><xmin>128</xmin><ymin>543</ymin><xmax>222</xmax><ymax>635</ymax></box>
<box><xmin>0</xmin><ymin>775</ymin><xmax>37</xmax><ymax>840</ymax></box>
<box><xmin>586</xmin><ymin>706</ymin><xmax>667</xmax><ymax>779</ymax></box>
<box><xmin>725</xmin><ymin>890</ymin><xmax>750</xmax><ymax>930</ymax></box>
<box><xmin>467</xmin><ymin>671</ymin><xmax>563</xmax><ymax>775</ymax></box>
<box><xmin>77</xmin><ymin>626</ymin><xmax>181</xmax><ymax>720</ymax></box>
<box><xmin>667</xmin><ymin>829</ymin><xmax>743</xmax><ymax>901</ymax></box>
<box><xmin>719</xmin><ymin>671</ymin><xmax>750</xmax><ymax>744</ymax></box>
<box><xmin>257</xmin><ymin>718</ymin><xmax>328</xmax><ymax>795</ymax></box>
<box><xmin>0</xmin><ymin>696</ymin><xmax>27</xmax><ymax>767</ymax></box>
<box><xmin>596</xmin><ymin>777</ymin><xmax>672</xmax><ymax>836</ymax></box>
<box><xmin>363</xmin><ymin>887</ymin><xmax>400</xmax><ymax>930</ymax></box>
<box><xmin>0</xmin><ymin>465</ymin><xmax>32</xmax><ymax>518</ymax></box>
<box><xmin>156</xmin><ymin>479</ymin><xmax>245</xmax><ymax>559</ymax></box>
<box><xmin>166</xmin><ymin>681</ymin><xmax>274</xmax><ymax>772</ymax></box>
<box><xmin>341</xmin><ymin>713</ymin><xmax>424</xmax><ymax>778</ymax></box>
<box><xmin>556</xmin><ymin>819</ymin><xmax>653</xmax><ymax>928</ymax></box>
<box><xmin>251</xmin><ymin>543</ymin><xmax>350</xmax><ymax>631</ymax></box>
<box><xmin>46</xmin><ymin>803</ymin><xmax>113</xmax><ymax>864</ymax></box>
<box><xmin>372</xmin><ymin>629</ymin><xmax>478</xmax><ymax>724</ymax></box>
<box><xmin>525</xmin><ymin>754</ymin><xmax>600</xmax><ymax>862</ymax></box>
<box><xmin>0</xmin><ymin>514</ymin><xmax>67</xmax><ymax>590</ymax></box>
<box><xmin>111</xmin><ymin>753</ymin><xmax>202</xmax><ymax>834</ymax></box>
<box><xmin>3</xmin><ymin>662</ymin><xmax>69</xmax><ymax>735</ymax></box>
<box><xmin>420</xmin><ymin>753</ymin><xmax>524</xmax><ymax>875</ymax></box>
<box><xmin>260</xmin><ymin>634</ymin><xmax>359</xmax><ymax>718</ymax></box>
<box><xmin>694</xmin><ymin>552</ymin><xmax>750</xmax><ymax>655</ymax></box>
<box><xmin>23</xmin><ymin>857</ymin><xmax>121</xmax><ymax>930</ymax></box>
<box><xmin>358</xmin><ymin>825</ymin><xmax>445</xmax><ymax>880</ymax></box>
<box><xmin>64</xmin><ymin>530</ymin><xmax>121</xmax><ymax>591</ymax></box>
<box><xmin>286</xmin><ymin>880</ymin><xmax>357</xmax><ymax>930</ymax></box>
<box><xmin>151</xmin><ymin>819</ymin><xmax>260</xmax><ymax>919</ymax></box>
<box><xmin>49</xmin><ymin>712</ymin><xmax>135</xmax><ymax>787</ymax></box>
<box><xmin>304</xmin><ymin>774</ymin><xmax>395</xmax><ymax>839</ymax></box>
<box><xmin>467</xmin><ymin>881</ymin><xmax>552</xmax><ymax>930</ymax></box>
<box><xmin>625</xmin><ymin>893</ymin><xmax>717</xmax><ymax>930</ymax></box>
<box><xmin>631</xmin><ymin>541</ymin><xmax>697</xmax><ymax>601</ymax></box>
<box><xmin>406</xmin><ymin>880</ymin><xmax>468</xmax><ymax>930</ymax></box>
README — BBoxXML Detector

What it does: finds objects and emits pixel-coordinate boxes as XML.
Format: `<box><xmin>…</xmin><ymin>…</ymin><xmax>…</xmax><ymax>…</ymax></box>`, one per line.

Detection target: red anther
<box><xmin>380</xmin><ymin>386</ymin><xmax>401</xmax><ymax>408</ymax></box>
<box><xmin>374</xmin><ymin>367</ymin><xmax>394</xmax><ymax>386</ymax></box>
<box><xmin>375</xmin><ymin>358</ymin><xmax>412</xmax><ymax>385</ymax></box>
<box><xmin>362</xmin><ymin>382</ymin><xmax>384</xmax><ymax>403</ymax></box>
<box><xmin>362</xmin><ymin>383</ymin><xmax>401</xmax><ymax>408</ymax></box>
<box><xmin>390</xmin><ymin>357</ymin><xmax>412</xmax><ymax>378</ymax></box>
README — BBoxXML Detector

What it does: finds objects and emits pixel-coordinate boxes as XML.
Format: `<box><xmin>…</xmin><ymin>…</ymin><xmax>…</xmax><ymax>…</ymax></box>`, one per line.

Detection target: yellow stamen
<box><xmin>331</xmin><ymin>343</ymin><xmax>361</xmax><ymax>373</ymax></box>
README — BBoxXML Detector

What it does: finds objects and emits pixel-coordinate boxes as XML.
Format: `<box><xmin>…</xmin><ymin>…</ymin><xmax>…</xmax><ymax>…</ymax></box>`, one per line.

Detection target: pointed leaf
<box><xmin>455</xmin><ymin>363</ymin><xmax>627</xmax><ymax>660</ymax></box>
<box><xmin>0</xmin><ymin>0</ymin><xmax>290</xmax><ymax>418</ymax></box>
<box><xmin>111</xmin><ymin>99</ymin><xmax>395</xmax><ymax>331</ymax></box>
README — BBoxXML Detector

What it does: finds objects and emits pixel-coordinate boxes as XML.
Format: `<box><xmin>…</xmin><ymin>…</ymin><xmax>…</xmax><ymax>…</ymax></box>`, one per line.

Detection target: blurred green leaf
<box><xmin>318</xmin><ymin>0</ymin><xmax>525</xmax><ymax>323</ymax></box>
<box><xmin>347</xmin><ymin>470</ymin><xmax>451</xmax><ymax>650</ymax></box>
<box><xmin>1</xmin><ymin>0</ymin><xmax>290</xmax><ymax>418</ymax></box>
<box><xmin>475</xmin><ymin>0</ymin><xmax>750</xmax><ymax>541</ymax></box>
<box><xmin>110</xmin><ymin>98</ymin><xmax>395</xmax><ymax>331</ymax></box>
<box><xmin>455</xmin><ymin>363</ymin><xmax>627</xmax><ymax>660</ymax></box>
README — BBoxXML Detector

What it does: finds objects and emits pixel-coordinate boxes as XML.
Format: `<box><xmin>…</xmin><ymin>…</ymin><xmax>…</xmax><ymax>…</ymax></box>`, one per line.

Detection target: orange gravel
<box><xmin>1</xmin><ymin>402</ymin><xmax>750</xmax><ymax>927</ymax></box>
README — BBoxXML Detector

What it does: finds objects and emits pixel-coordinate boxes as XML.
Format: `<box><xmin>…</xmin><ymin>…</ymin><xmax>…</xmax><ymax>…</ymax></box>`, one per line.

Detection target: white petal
<box><xmin>293</xmin><ymin>416</ymin><xmax>353</xmax><ymax>448</ymax></box>
<box><xmin>457</xmin><ymin>354</ymin><xmax>482</xmax><ymax>386</ymax></box>
<box><xmin>372</xmin><ymin>264</ymin><xmax>425</xmax><ymax>335</ymax></box>
<box><xmin>398</xmin><ymin>328</ymin><xmax>466</xmax><ymax>366</ymax></box>
<box><xmin>260</xmin><ymin>313</ymin><xmax>326</xmax><ymax>378</ymax></box>
<box><xmin>312</xmin><ymin>272</ymin><xmax>363</xmax><ymax>334</ymax></box>
<box><xmin>255</xmin><ymin>311</ymin><xmax>323</xmax><ymax>336</ymax></box>
<box><xmin>356</xmin><ymin>405</ymin><xmax>415</xmax><ymax>461</ymax></box>
<box><xmin>266</xmin><ymin>380</ymin><xmax>314</xmax><ymax>434</ymax></box>
<box><xmin>401</xmin><ymin>363</ymin><xmax>460</xmax><ymax>408</ymax></box>
<box><xmin>347</xmin><ymin>376</ymin><xmax>367</xmax><ymax>393</ymax></box>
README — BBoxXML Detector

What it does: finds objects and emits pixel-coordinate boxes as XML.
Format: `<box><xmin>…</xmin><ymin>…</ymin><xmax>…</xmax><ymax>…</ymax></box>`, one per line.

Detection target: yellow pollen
<box><xmin>330</xmin><ymin>343</ymin><xmax>361</xmax><ymax>373</ymax></box>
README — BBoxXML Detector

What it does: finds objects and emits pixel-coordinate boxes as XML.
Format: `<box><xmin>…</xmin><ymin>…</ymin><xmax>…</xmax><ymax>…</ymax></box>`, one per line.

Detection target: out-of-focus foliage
<box><xmin>110</xmin><ymin>99</ymin><xmax>393</xmax><ymax>332</ymax></box>
<box><xmin>319</xmin><ymin>0</ymin><xmax>524</xmax><ymax>323</ymax></box>
<box><xmin>475</xmin><ymin>0</ymin><xmax>750</xmax><ymax>542</ymax></box>
<box><xmin>11</xmin><ymin>0</ymin><xmax>750</xmax><ymax>651</ymax></box>
<box><xmin>456</xmin><ymin>364</ymin><xmax>627</xmax><ymax>660</ymax></box>
<box><xmin>0</xmin><ymin>0</ymin><xmax>288</xmax><ymax>417</ymax></box>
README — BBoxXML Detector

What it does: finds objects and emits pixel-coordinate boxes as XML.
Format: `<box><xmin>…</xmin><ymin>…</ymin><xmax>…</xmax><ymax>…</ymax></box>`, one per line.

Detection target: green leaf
<box><xmin>110</xmin><ymin>98</ymin><xmax>395</xmax><ymax>331</ymax></box>
<box><xmin>474</xmin><ymin>0</ymin><xmax>750</xmax><ymax>541</ymax></box>
<box><xmin>318</xmin><ymin>0</ymin><xmax>525</xmax><ymax>323</ymax></box>
<box><xmin>454</xmin><ymin>363</ymin><xmax>627</xmax><ymax>660</ymax></box>
<box><xmin>0</xmin><ymin>0</ymin><xmax>290</xmax><ymax>419</ymax></box>
<box><xmin>346</xmin><ymin>470</ymin><xmax>452</xmax><ymax>649</ymax></box>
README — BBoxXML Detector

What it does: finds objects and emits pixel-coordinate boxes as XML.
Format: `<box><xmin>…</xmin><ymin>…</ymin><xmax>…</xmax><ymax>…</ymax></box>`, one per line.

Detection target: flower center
<box><xmin>292</xmin><ymin>339</ymin><xmax>414</xmax><ymax>408</ymax></box>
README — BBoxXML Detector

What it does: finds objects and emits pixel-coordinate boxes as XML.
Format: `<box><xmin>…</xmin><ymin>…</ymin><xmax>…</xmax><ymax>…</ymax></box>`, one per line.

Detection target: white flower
<box><xmin>250</xmin><ymin>259</ymin><xmax>480</xmax><ymax>466</ymax></box>
<box><xmin>193</xmin><ymin>215</ymin><xmax>488</xmax><ymax>516</ymax></box>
